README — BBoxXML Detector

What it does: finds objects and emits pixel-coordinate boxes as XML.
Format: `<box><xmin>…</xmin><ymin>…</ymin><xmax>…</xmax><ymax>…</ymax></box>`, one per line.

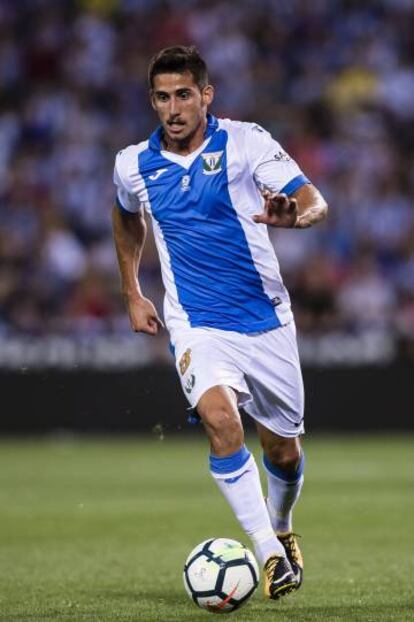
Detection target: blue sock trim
<box><xmin>209</xmin><ymin>445</ymin><xmax>251</xmax><ymax>475</ymax></box>
<box><xmin>263</xmin><ymin>452</ymin><xmax>305</xmax><ymax>482</ymax></box>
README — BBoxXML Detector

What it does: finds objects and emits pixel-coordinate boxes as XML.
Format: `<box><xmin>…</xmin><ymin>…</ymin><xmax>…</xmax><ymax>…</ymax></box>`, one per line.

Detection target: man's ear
<box><xmin>202</xmin><ymin>85</ymin><xmax>214</xmax><ymax>107</ymax></box>
<box><xmin>149</xmin><ymin>90</ymin><xmax>157</xmax><ymax>110</ymax></box>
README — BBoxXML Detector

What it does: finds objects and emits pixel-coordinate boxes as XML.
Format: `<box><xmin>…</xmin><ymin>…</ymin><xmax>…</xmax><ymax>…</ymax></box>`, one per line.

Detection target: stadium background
<box><xmin>1</xmin><ymin>2</ymin><xmax>414</xmax><ymax>621</ymax></box>
<box><xmin>0</xmin><ymin>0</ymin><xmax>413</xmax><ymax>432</ymax></box>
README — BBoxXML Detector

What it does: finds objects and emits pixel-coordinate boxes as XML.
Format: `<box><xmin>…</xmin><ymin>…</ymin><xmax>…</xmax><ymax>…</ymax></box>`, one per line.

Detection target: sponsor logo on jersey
<box><xmin>201</xmin><ymin>151</ymin><xmax>223</xmax><ymax>175</ymax></box>
<box><xmin>181</xmin><ymin>174</ymin><xmax>191</xmax><ymax>191</ymax></box>
<box><xmin>184</xmin><ymin>374</ymin><xmax>196</xmax><ymax>394</ymax></box>
<box><xmin>274</xmin><ymin>150</ymin><xmax>291</xmax><ymax>162</ymax></box>
<box><xmin>149</xmin><ymin>168</ymin><xmax>168</xmax><ymax>180</ymax></box>
<box><xmin>179</xmin><ymin>348</ymin><xmax>192</xmax><ymax>375</ymax></box>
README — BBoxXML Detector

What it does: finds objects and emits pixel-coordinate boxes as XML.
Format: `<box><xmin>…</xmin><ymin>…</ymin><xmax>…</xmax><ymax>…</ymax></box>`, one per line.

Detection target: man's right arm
<box><xmin>112</xmin><ymin>205</ymin><xmax>164</xmax><ymax>335</ymax></box>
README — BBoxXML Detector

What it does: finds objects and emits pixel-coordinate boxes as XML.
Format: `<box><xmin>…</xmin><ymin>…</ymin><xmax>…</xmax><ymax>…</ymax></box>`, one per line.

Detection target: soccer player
<box><xmin>112</xmin><ymin>46</ymin><xmax>328</xmax><ymax>600</ymax></box>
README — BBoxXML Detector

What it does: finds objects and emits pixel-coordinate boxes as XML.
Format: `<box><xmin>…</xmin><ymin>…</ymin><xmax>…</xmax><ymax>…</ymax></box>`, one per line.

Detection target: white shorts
<box><xmin>173</xmin><ymin>321</ymin><xmax>304</xmax><ymax>438</ymax></box>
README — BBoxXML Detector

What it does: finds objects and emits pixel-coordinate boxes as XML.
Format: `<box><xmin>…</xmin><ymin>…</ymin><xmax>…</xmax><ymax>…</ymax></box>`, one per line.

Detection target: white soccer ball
<box><xmin>183</xmin><ymin>537</ymin><xmax>260</xmax><ymax>613</ymax></box>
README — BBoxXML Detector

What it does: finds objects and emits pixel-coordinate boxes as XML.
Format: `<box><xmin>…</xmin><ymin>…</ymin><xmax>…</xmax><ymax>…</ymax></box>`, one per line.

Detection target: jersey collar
<box><xmin>149</xmin><ymin>113</ymin><xmax>218</xmax><ymax>151</ymax></box>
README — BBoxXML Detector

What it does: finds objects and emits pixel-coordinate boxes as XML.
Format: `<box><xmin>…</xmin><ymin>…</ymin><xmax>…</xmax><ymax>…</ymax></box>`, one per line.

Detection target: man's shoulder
<box><xmin>114</xmin><ymin>141</ymin><xmax>150</xmax><ymax>187</ymax></box>
<box><xmin>218</xmin><ymin>118</ymin><xmax>271</xmax><ymax>137</ymax></box>
<box><xmin>217</xmin><ymin>118</ymin><xmax>276</xmax><ymax>167</ymax></box>
<box><xmin>115</xmin><ymin>141</ymin><xmax>150</xmax><ymax>167</ymax></box>
<box><xmin>217</xmin><ymin>119</ymin><xmax>274</xmax><ymax>154</ymax></box>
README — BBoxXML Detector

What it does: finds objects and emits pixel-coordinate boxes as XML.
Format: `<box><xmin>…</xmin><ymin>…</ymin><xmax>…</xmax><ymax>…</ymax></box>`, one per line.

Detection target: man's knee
<box><xmin>264</xmin><ymin>437</ymin><xmax>301</xmax><ymax>472</ymax></box>
<box><xmin>197</xmin><ymin>386</ymin><xmax>244</xmax><ymax>456</ymax></box>
<box><xmin>206</xmin><ymin>407</ymin><xmax>244</xmax><ymax>452</ymax></box>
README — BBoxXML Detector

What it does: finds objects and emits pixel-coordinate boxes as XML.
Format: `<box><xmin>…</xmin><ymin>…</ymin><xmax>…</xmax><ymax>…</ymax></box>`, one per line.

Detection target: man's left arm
<box><xmin>253</xmin><ymin>183</ymin><xmax>328</xmax><ymax>229</ymax></box>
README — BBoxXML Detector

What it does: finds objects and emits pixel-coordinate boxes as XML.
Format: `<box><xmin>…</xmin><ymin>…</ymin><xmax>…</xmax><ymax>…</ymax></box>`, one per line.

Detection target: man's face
<box><xmin>151</xmin><ymin>71</ymin><xmax>214</xmax><ymax>145</ymax></box>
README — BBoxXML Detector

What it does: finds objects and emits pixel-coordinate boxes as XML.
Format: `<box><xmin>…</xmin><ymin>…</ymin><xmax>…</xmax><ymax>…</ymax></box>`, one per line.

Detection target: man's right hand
<box><xmin>124</xmin><ymin>295</ymin><xmax>164</xmax><ymax>335</ymax></box>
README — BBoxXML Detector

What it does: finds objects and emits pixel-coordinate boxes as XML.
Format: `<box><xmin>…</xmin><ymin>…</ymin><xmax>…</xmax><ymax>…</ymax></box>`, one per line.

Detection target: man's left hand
<box><xmin>253</xmin><ymin>191</ymin><xmax>298</xmax><ymax>228</ymax></box>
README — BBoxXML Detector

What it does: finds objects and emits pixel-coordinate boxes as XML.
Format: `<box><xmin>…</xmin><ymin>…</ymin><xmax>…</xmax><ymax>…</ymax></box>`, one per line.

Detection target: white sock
<box><xmin>210</xmin><ymin>446</ymin><xmax>285</xmax><ymax>566</ymax></box>
<box><xmin>263</xmin><ymin>453</ymin><xmax>304</xmax><ymax>534</ymax></box>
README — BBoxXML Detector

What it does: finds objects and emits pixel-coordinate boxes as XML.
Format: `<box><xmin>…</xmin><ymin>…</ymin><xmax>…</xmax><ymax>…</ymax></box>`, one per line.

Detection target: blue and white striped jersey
<box><xmin>113</xmin><ymin>115</ymin><xmax>310</xmax><ymax>340</ymax></box>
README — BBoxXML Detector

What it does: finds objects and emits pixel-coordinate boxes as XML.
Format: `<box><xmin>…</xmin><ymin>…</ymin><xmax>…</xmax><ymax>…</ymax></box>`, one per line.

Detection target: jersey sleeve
<box><xmin>113</xmin><ymin>150</ymin><xmax>143</xmax><ymax>213</ymax></box>
<box><xmin>247</xmin><ymin>124</ymin><xmax>310</xmax><ymax>196</ymax></box>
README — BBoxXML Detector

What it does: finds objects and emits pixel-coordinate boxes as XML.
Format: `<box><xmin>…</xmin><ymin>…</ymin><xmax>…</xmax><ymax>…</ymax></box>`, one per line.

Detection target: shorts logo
<box><xmin>201</xmin><ymin>151</ymin><xmax>223</xmax><ymax>175</ymax></box>
<box><xmin>179</xmin><ymin>348</ymin><xmax>192</xmax><ymax>375</ymax></box>
<box><xmin>185</xmin><ymin>374</ymin><xmax>196</xmax><ymax>394</ymax></box>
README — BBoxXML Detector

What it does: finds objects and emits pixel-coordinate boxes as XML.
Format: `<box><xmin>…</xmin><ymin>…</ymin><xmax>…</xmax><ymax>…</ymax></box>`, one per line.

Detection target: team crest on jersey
<box><xmin>179</xmin><ymin>348</ymin><xmax>192</xmax><ymax>375</ymax></box>
<box><xmin>201</xmin><ymin>151</ymin><xmax>223</xmax><ymax>175</ymax></box>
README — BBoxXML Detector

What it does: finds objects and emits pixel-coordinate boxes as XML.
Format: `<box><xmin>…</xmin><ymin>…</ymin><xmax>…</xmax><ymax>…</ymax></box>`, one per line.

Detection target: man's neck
<box><xmin>162</xmin><ymin>117</ymin><xmax>207</xmax><ymax>156</ymax></box>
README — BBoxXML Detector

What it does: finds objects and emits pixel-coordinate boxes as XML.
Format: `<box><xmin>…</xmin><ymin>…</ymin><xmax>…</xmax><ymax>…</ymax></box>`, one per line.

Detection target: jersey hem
<box><xmin>189</xmin><ymin>315</ymin><xmax>281</xmax><ymax>334</ymax></box>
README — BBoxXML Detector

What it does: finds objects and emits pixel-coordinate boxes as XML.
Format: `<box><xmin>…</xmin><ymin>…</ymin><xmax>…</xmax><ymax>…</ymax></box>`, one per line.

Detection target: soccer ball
<box><xmin>183</xmin><ymin>537</ymin><xmax>259</xmax><ymax>613</ymax></box>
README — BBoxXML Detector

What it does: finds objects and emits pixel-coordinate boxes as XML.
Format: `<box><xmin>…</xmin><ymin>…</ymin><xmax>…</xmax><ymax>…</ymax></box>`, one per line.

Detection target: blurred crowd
<box><xmin>1</xmin><ymin>0</ymin><xmax>414</xmax><ymax>361</ymax></box>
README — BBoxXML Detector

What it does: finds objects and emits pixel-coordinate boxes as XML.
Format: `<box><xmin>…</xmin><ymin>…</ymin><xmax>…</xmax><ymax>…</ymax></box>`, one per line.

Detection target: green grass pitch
<box><xmin>0</xmin><ymin>434</ymin><xmax>413</xmax><ymax>621</ymax></box>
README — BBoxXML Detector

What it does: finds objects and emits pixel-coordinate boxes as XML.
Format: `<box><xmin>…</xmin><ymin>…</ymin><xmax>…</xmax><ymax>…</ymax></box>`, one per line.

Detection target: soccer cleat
<box><xmin>263</xmin><ymin>555</ymin><xmax>297</xmax><ymax>600</ymax></box>
<box><xmin>277</xmin><ymin>532</ymin><xmax>303</xmax><ymax>589</ymax></box>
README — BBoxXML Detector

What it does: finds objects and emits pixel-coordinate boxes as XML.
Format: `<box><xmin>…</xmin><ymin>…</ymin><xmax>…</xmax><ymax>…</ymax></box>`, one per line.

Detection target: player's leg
<box><xmin>257</xmin><ymin>422</ymin><xmax>304</xmax><ymax>586</ymax></box>
<box><xmin>173</xmin><ymin>328</ymin><xmax>297</xmax><ymax>599</ymax></box>
<box><xmin>197</xmin><ymin>385</ymin><xmax>287</xmax><ymax>564</ymax></box>
<box><xmin>242</xmin><ymin>321</ymin><xmax>305</xmax><ymax>592</ymax></box>
<box><xmin>197</xmin><ymin>385</ymin><xmax>295</xmax><ymax>598</ymax></box>
<box><xmin>258</xmin><ymin>422</ymin><xmax>304</xmax><ymax>533</ymax></box>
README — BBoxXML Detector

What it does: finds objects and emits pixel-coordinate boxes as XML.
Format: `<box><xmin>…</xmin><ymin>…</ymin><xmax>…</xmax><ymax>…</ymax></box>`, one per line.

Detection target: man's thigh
<box><xmin>243</xmin><ymin>322</ymin><xmax>304</xmax><ymax>438</ymax></box>
<box><xmin>173</xmin><ymin>328</ymin><xmax>250</xmax><ymax>408</ymax></box>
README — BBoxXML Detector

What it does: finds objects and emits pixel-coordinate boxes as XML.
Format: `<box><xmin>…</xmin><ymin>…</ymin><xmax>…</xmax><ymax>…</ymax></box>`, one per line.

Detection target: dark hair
<box><xmin>148</xmin><ymin>45</ymin><xmax>209</xmax><ymax>90</ymax></box>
